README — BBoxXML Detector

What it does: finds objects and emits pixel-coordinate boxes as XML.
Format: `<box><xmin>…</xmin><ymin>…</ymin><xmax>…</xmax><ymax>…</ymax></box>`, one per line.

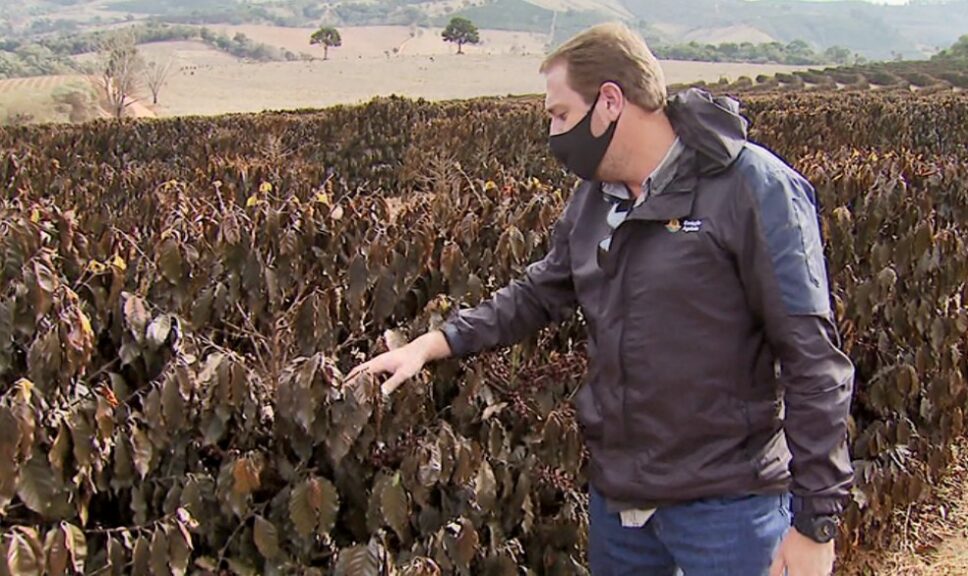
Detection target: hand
<box><xmin>345</xmin><ymin>331</ymin><xmax>451</xmax><ymax>395</ymax></box>
<box><xmin>769</xmin><ymin>528</ymin><xmax>835</xmax><ymax>576</ymax></box>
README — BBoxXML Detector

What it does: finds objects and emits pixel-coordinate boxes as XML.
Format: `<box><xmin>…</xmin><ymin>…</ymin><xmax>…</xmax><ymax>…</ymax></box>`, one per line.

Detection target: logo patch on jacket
<box><xmin>666</xmin><ymin>219</ymin><xmax>702</xmax><ymax>233</ymax></box>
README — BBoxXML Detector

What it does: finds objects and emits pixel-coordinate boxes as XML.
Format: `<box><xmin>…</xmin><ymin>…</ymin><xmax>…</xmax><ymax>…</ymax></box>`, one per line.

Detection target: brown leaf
<box><xmin>6</xmin><ymin>532</ymin><xmax>42</xmax><ymax>576</ymax></box>
<box><xmin>418</xmin><ymin>440</ymin><xmax>442</xmax><ymax>488</ymax></box>
<box><xmin>168</xmin><ymin>523</ymin><xmax>192</xmax><ymax>576</ymax></box>
<box><xmin>43</xmin><ymin>527</ymin><xmax>69</xmax><ymax>576</ymax></box>
<box><xmin>253</xmin><ymin>515</ymin><xmax>280</xmax><ymax>560</ymax></box>
<box><xmin>0</xmin><ymin>407</ymin><xmax>21</xmax><ymax>509</ymax></box>
<box><xmin>314</xmin><ymin>477</ymin><xmax>340</xmax><ymax>537</ymax></box>
<box><xmin>347</xmin><ymin>254</ymin><xmax>368</xmax><ymax>305</ymax></box>
<box><xmin>124</xmin><ymin>294</ymin><xmax>149</xmax><ymax>345</ymax></box>
<box><xmin>232</xmin><ymin>457</ymin><xmax>262</xmax><ymax>496</ymax></box>
<box><xmin>474</xmin><ymin>460</ymin><xmax>497</xmax><ymax>512</ymax></box>
<box><xmin>162</xmin><ymin>374</ymin><xmax>185</xmax><ymax>430</ymax></box>
<box><xmin>111</xmin><ymin>433</ymin><xmax>134</xmax><ymax>491</ymax></box>
<box><xmin>326</xmin><ymin>380</ymin><xmax>374</xmax><ymax>466</ymax></box>
<box><xmin>62</xmin><ymin>523</ymin><xmax>86</xmax><ymax>574</ymax></box>
<box><xmin>95</xmin><ymin>396</ymin><xmax>115</xmax><ymax>440</ymax></box>
<box><xmin>448</xmin><ymin>518</ymin><xmax>479</xmax><ymax>574</ymax></box>
<box><xmin>16</xmin><ymin>455</ymin><xmax>72</xmax><ymax>519</ymax></box>
<box><xmin>150</xmin><ymin>527</ymin><xmax>171</xmax><ymax>576</ymax></box>
<box><xmin>289</xmin><ymin>481</ymin><xmax>317</xmax><ymax>540</ymax></box>
<box><xmin>146</xmin><ymin>315</ymin><xmax>172</xmax><ymax>351</ymax></box>
<box><xmin>158</xmin><ymin>239</ymin><xmax>184</xmax><ymax>285</ymax></box>
<box><xmin>381</xmin><ymin>473</ymin><xmax>410</xmax><ymax>542</ymax></box>
<box><xmin>131</xmin><ymin>427</ymin><xmax>153</xmax><ymax>479</ymax></box>
<box><xmin>69</xmin><ymin>411</ymin><xmax>94</xmax><ymax>472</ymax></box>
<box><xmin>106</xmin><ymin>535</ymin><xmax>126</xmax><ymax>576</ymax></box>
<box><xmin>334</xmin><ymin>538</ymin><xmax>385</xmax><ymax>576</ymax></box>
<box><xmin>131</xmin><ymin>535</ymin><xmax>150</xmax><ymax>576</ymax></box>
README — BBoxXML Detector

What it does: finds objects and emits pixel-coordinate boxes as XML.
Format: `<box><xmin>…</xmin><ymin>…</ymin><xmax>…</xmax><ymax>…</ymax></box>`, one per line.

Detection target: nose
<box><xmin>549</xmin><ymin>119</ymin><xmax>564</xmax><ymax>137</ymax></box>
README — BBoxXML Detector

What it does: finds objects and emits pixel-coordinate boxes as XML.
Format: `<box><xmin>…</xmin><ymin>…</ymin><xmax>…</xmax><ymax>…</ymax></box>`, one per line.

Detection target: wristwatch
<box><xmin>793</xmin><ymin>513</ymin><xmax>839</xmax><ymax>543</ymax></box>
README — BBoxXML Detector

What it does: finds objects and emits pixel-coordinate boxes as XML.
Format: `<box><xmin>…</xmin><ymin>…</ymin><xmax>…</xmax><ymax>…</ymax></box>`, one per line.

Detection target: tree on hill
<box><xmin>143</xmin><ymin>58</ymin><xmax>173</xmax><ymax>105</ymax></box>
<box><xmin>442</xmin><ymin>17</ymin><xmax>480</xmax><ymax>55</ymax></box>
<box><xmin>933</xmin><ymin>35</ymin><xmax>968</xmax><ymax>60</ymax></box>
<box><xmin>94</xmin><ymin>30</ymin><xmax>143</xmax><ymax>119</ymax></box>
<box><xmin>310</xmin><ymin>26</ymin><xmax>342</xmax><ymax>60</ymax></box>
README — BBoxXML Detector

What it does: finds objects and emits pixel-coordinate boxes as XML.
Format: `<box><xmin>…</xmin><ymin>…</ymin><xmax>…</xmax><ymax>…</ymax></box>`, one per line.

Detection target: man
<box><xmin>348</xmin><ymin>22</ymin><xmax>854</xmax><ymax>576</ymax></box>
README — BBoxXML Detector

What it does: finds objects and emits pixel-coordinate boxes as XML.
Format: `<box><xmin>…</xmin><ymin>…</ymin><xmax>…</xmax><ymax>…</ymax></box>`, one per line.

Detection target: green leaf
<box><xmin>253</xmin><ymin>515</ymin><xmax>280</xmax><ymax>560</ymax></box>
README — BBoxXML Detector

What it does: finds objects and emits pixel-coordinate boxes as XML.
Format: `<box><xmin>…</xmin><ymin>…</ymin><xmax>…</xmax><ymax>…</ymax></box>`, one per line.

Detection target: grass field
<box><xmin>0</xmin><ymin>25</ymin><xmax>814</xmax><ymax>122</ymax></box>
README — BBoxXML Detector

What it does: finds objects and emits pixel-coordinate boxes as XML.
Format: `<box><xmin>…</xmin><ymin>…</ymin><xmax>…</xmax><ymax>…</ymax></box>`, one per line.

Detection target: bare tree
<box><xmin>143</xmin><ymin>58</ymin><xmax>173</xmax><ymax>105</ymax></box>
<box><xmin>93</xmin><ymin>30</ymin><xmax>144</xmax><ymax>119</ymax></box>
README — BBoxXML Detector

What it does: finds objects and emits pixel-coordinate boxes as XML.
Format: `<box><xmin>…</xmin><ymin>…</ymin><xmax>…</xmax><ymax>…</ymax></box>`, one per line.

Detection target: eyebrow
<box><xmin>545</xmin><ymin>103</ymin><xmax>562</xmax><ymax>114</ymax></box>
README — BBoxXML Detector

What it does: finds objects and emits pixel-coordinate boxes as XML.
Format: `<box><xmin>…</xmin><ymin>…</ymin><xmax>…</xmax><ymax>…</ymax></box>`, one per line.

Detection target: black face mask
<box><xmin>548</xmin><ymin>92</ymin><xmax>619</xmax><ymax>181</ymax></box>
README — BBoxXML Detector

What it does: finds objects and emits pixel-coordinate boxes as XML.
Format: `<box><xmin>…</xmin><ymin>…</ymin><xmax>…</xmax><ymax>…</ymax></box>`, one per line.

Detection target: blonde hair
<box><xmin>540</xmin><ymin>22</ymin><xmax>667</xmax><ymax>111</ymax></box>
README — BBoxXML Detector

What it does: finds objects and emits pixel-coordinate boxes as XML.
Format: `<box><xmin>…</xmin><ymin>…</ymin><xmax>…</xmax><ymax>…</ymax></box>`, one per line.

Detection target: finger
<box><xmin>345</xmin><ymin>362</ymin><xmax>371</xmax><ymax>382</ymax></box>
<box><xmin>381</xmin><ymin>370</ymin><xmax>412</xmax><ymax>396</ymax></box>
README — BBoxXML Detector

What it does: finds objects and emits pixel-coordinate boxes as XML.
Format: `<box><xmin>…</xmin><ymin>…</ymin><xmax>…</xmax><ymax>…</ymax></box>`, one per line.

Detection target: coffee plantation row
<box><xmin>1</xmin><ymin>86</ymin><xmax>966</xmax><ymax>574</ymax></box>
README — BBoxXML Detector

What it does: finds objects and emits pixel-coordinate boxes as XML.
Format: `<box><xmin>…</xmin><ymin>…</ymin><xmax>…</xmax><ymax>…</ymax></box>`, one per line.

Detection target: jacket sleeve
<box><xmin>439</xmin><ymin>193</ymin><xmax>579</xmax><ymax>359</ymax></box>
<box><xmin>727</xmin><ymin>156</ymin><xmax>855</xmax><ymax>518</ymax></box>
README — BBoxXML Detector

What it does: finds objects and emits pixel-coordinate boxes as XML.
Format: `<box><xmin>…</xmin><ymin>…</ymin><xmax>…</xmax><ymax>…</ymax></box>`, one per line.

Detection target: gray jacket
<box><xmin>441</xmin><ymin>88</ymin><xmax>854</xmax><ymax>519</ymax></box>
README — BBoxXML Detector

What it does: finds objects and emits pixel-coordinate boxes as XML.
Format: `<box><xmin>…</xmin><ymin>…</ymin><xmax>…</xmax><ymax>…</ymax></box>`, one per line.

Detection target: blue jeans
<box><xmin>589</xmin><ymin>485</ymin><xmax>792</xmax><ymax>576</ymax></box>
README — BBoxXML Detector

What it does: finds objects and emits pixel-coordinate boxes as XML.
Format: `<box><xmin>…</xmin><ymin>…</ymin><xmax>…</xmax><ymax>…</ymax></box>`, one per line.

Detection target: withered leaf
<box><xmin>289</xmin><ymin>481</ymin><xmax>317</xmax><ymax>540</ymax></box>
<box><xmin>334</xmin><ymin>538</ymin><xmax>384</xmax><ymax>576</ymax></box>
<box><xmin>106</xmin><ymin>535</ymin><xmax>126</xmax><ymax>576</ymax></box>
<box><xmin>62</xmin><ymin>523</ymin><xmax>86</xmax><ymax>574</ymax></box>
<box><xmin>16</xmin><ymin>455</ymin><xmax>72</xmax><ymax>519</ymax></box>
<box><xmin>168</xmin><ymin>524</ymin><xmax>192</xmax><ymax>576</ymax></box>
<box><xmin>131</xmin><ymin>535</ymin><xmax>150</xmax><ymax>576</ymax></box>
<box><xmin>381</xmin><ymin>473</ymin><xmax>410</xmax><ymax>542</ymax></box>
<box><xmin>123</xmin><ymin>294</ymin><xmax>149</xmax><ymax>345</ymax></box>
<box><xmin>149</xmin><ymin>527</ymin><xmax>171</xmax><ymax>576</ymax></box>
<box><xmin>232</xmin><ymin>457</ymin><xmax>262</xmax><ymax>496</ymax></box>
<box><xmin>131</xmin><ymin>427</ymin><xmax>153</xmax><ymax>479</ymax></box>
<box><xmin>146</xmin><ymin>315</ymin><xmax>172</xmax><ymax>351</ymax></box>
<box><xmin>253</xmin><ymin>515</ymin><xmax>280</xmax><ymax>560</ymax></box>
<box><xmin>43</xmin><ymin>526</ymin><xmax>69</xmax><ymax>576</ymax></box>
<box><xmin>6</xmin><ymin>532</ymin><xmax>42</xmax><ymax>576</ymax></box>
<box><xmin>158</xmin><ymin>239</ymin><xmax>184</xmax><ymax>285</ymax></box>
<box><xmin>0</xmin><ymin>407</ymin><xmax>21</xmax><ymax>509</ymax></box>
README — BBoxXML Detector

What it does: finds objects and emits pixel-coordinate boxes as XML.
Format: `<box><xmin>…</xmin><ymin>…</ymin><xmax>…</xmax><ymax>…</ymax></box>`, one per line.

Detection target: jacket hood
<box><xmin>666</xmin><ymin>88</ymin><xmax>749</xmax><ymax>175</ymax></box>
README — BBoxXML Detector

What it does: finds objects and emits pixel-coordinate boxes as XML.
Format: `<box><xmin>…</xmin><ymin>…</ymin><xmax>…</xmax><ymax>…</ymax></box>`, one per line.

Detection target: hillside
<box><xmin>4</xmin><ymin>0</ymin><xmax>968</xmax><ymax>60</ymax></box>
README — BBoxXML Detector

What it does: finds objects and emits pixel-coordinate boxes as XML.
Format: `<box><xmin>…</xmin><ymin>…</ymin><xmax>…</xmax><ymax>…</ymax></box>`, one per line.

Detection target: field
<box><xmin>1</xmin><ymin>82</ymin><xmax>968</xmax><ymax>574</ymax></box>
<box><xmin>1</xmin><ymin>25</ymin><xmax>813</xmax><ymax>122</ymax></box>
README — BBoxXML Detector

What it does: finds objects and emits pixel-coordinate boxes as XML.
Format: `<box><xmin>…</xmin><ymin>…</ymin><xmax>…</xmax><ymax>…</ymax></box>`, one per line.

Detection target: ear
<box><xmin>599</xmin><ymin>82</ymin><xmax>625</xmax><ymax>121</ymax></box>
